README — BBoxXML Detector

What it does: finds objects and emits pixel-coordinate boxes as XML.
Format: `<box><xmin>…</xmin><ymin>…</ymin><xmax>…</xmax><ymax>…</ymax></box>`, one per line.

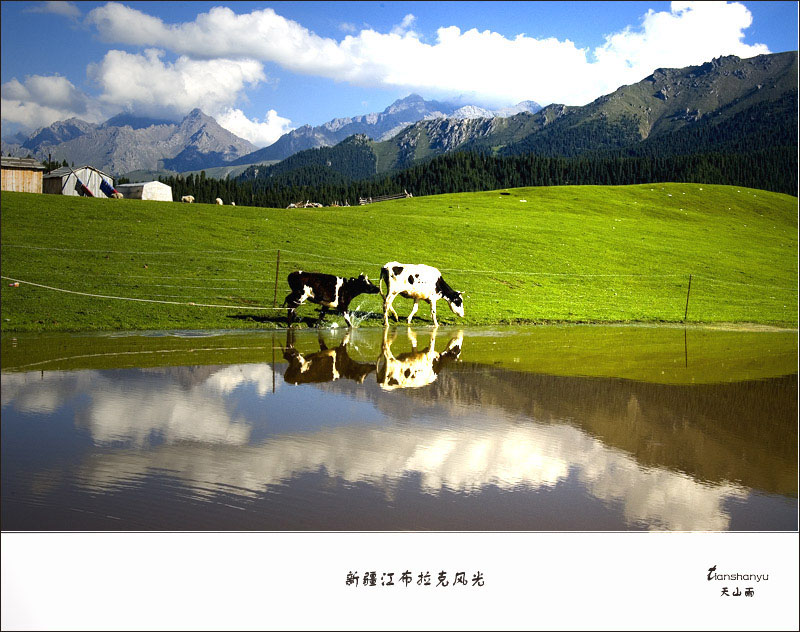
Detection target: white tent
<box><xmin>116</xmin><ymin>181</ymin><xmax>173</xmax><ymax>201</ymax></box>
<box><xmin>43</xmin><ymin>165</ymin><xmax>114</xmax><ymax>197</ymax></box>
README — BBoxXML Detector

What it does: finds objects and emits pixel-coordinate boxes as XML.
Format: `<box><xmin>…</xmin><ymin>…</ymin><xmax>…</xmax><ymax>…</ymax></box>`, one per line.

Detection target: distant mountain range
<box><xmin>3</xmin><ymin>51</ymin><xmax>795</xmax><ymax>183</ymax></box>
<box><xmin>234</xmin><ymin>50</ymin><xmax>797</xmax><ymax>181</ymax></box>
<box><xmin>1</xmin><ymin>94</ymin><xmax>541</xmax><ymax>176</ymax></box>
<box><xmin>227</xmin><ymin>94</ymin><xmax>541</xmax><ymax>165</ymax></box>
<box><xmin>1</xmin><ymin>109</ymin><xmax>257</xmax><ymax>175</ymax></box>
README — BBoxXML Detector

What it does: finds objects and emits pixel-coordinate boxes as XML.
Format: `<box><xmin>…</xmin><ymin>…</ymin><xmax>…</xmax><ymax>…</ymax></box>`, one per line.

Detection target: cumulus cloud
<box><xmin>87</xmin><ymin>48</ymin><xmax>266</xmax><ymax>121</ymax></box>
<box><xmin>24</xmin><ymin>1</ymin><xmax>81</xmax><ymax>19</ymax></box>
<box><xmin>86</xmin><ymin>1</ymin><xmax>771</xmax><ymax>107</ymax></box>
<box><xmin>2</xmin><ymin>1</ymin><xmax>773</xmax><ymax>136</ymax></box>
<box><xmin>214</xmin><ymin>107</ymin><xmax>294</xmax><ymax>147</ymax></box>
<box><xmin>0</xmin><ymin>74</ymin><xmax>104</xmax><ymax>129</ymax></box>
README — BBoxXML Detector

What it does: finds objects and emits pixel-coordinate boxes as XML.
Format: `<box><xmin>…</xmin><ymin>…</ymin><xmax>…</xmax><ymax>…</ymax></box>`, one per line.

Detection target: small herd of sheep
<box><xmin>286</xmin><ymin>200</ymin><xmax>350</xmax><ymax>209</ymax></box>
<box><xmin>180</xmin><ymin>195</ymin><xmax>232</xmax><ymax>206</ymax></box>
<box><xmin>178</xmin><ymin>195</ymin><xmax>343</xmax><ymax>208</ymax></box>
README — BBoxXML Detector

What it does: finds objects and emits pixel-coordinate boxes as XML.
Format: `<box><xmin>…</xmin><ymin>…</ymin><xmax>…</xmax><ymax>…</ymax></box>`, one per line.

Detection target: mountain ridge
<box><xmin>227</xmin><ymin>94</ymin><xmax>541</xmax><ymax>165</ymax></box>
<box><xmin>2</xmin><ymin>94</ymin><xmax>542</xmax><ymax>176</ymax></box>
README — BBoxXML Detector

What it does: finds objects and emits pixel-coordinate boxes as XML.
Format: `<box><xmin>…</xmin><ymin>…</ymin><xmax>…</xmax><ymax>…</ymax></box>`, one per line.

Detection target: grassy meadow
<box><xmin>0</xmin><ymin>183</ymin><xmax>797</xmax><ymax>333</ymax></box>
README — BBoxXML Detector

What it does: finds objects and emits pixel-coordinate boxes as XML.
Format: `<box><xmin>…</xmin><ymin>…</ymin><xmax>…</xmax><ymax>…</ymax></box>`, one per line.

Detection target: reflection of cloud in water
<box><xmin>2</xmin><ymin>365</ymin><xmax>747</xmax><ymax>530</ymax></box>
<box><xmin>1</xmin><ymin>365</ymin><xmax>277</xmax><ymax>446</ymax></box>
<box><xmin>203</xmin><ymin>365</ymin><xmax>276</xmax><ymax>397</ymax></box>
<box><xmin>2</xmin><ymin>371</ymin><xmax>96</xmax><ymax>414</ymax></box>
<box><xmin>76</xmin><ymin>416</ymin><xmax>745</xmax><ymax>531</ymax></box>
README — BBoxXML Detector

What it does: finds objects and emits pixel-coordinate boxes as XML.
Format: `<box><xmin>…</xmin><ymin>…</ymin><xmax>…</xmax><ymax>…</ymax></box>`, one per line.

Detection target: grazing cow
<box><xmin>379</xmin><ymin>261</ymin><xmax>464</xmax><ymax>327</ymax></box>
<box><xmin>283</xmin><ymin>270</ymin><xmax>380</xmax><ymax>327</ymax></box>
<box><xmin>181</xmin><ymin>195</ymin><xmax>195</xmax><ymax>203</ymax></box>
<box><xmin>215</xmin><ymin>198</ymin><xmax>223</xmax><ymax>205</ymax></box>
<box><xmin>377</xmin><ymin>328</ymin><xmax>463</xmax><ymax>391</ymax></box>
<box><xmin>283</xmin><ymin>330</ymin><xmax>375</xmax><ymax>385</ymax></box>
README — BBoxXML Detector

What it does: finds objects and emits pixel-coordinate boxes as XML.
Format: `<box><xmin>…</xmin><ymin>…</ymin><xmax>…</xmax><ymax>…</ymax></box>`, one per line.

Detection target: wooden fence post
<box><xmin>272</xmin><ymin>249</ymin><xmax>281</xmax><ymax>309</ymax></box>
<box><xmin>684</xmin><ymin>274</ymin><xmax>693</xmax><ymax>321</ymax></box>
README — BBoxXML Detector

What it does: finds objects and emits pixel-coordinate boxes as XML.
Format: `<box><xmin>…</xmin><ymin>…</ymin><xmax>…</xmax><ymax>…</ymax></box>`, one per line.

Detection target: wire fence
<box><xmin>2</xmin><ymin>242</ymin><xmax>797</xmax><ymax>320</ymax></box>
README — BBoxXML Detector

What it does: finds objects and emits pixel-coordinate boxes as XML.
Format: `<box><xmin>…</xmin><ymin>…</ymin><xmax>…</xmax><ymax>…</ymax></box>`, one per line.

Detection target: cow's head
<box><xmin>351</xmin><ymin>273</ymin><xmax>381</xmax><ymax>295</ymax></box>
<box><xmin>447</xmin><ymin>291</ymin><xmax>465</xmax><ymax>317</ymax></box>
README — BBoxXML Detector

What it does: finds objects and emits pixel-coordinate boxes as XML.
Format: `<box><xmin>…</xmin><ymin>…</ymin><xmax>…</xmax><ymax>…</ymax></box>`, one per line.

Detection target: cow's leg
<box><xmin>384</xmin><ymin>292</ymin><xmax>399</xmax><ymax>326</ymax></box>
<box><xmin>343</xmin><ymin>310</ymin><xmax>353</xmax><ymax>327</ymax></box>
<box><xmin>407</xmin><ymin>299</ymin><xmax>419</xmax><ymax>324</ymax></box>
<box><xmin>284</xmin><ymin>288</ymin><xmax>308</xmax><ymax>326</ymax></box>
<box><xmin>429</xmin><ymin>299</ymin><xmax>439</xmax><ymax>327</ymax></box>
<box><xmin>316</xmin><ymin>306</ymin><xmax>328</xmax><ymax>326</ymax></box>
<box><xmin>407</xmin><ymin>327</ymin><xmax>418</xmax><ymax>350</ymax></box>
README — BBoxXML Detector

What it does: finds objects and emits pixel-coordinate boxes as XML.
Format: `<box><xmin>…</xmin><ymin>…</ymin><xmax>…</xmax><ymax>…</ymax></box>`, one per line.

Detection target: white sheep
<box><xmin>111</xmin><ymin>192</ymin><xmax>124</xmax><ymax>199</ymax></box>
<box><xmin>215</xmin><ymin>198</ymin><xmax>223</xmax><ymax>205</ymax></box>
<box><xmin>181</xmin><ymin>195</ymin><xmax>195</xmax><ymax>203</ymax></box>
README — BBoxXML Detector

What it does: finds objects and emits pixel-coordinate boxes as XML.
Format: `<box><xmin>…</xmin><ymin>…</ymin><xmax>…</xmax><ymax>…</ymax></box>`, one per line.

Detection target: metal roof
<box><xmin>116</xmin><ymin>181</ymin><xmax>171</xmax><ymax>187</ymax></box>
<box><xmin>1</xmin><ymin>156</ymin><xmax>46</xmax><ymax>171</ymax></box>
<box><xmin>43</xmin><ymin>165</ymin><xmax>113</xmax><ymax>179</ymax></box>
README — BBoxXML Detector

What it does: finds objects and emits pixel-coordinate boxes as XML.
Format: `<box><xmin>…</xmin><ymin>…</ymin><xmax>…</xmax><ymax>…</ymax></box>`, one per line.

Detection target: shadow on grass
<box><xmin>227</xmin><ymin>309</ymin><xmax>386</xmax><ymax>328</ymax></box>
<box><xmin>227</xmin><ymin>313</ymin><xmax>289</xmax><ymax>326</ymax></box>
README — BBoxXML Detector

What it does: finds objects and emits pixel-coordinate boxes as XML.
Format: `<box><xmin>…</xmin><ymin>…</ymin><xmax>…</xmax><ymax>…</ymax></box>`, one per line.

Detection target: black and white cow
<box><xmin>283</xmin><ymin>330</ymin><xmax>375</xmax><ymax>385</ymax></box>
<box><xmin>379</xmin><ymin>261</ymin><xmax>464</xmax><ymax>327</ymax></box>
<box><xmin>284</xmin><ymin>270</ymin><xmax>380</xmax><ymax>326</ymax></box>
<box><xmin>377</xmin><ymin>327</ymin><xmax>463</xmax><ymax>390</ymax></box>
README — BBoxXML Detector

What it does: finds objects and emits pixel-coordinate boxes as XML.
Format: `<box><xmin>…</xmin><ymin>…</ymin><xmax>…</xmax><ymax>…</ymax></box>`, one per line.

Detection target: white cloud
<box><xmin>24</xmin><ymin>1</ymin><xmax>81</xmax><ymax>19</ymax></box>
<box><xmin>87</xmin><ymin>48</ymin><xmax>266</xmax><ymax>121</ymax></box>
<box><xmin>214</xmin><ymin>107</ymin><xmax>294</xmax><ymax>147</ymax></box>
<box><xmin>1</xmin><ymin>1</ymin><xmax>774</xmax><ymax>135</ymax></box>
<box><xmin>86</xmin><ymin>1</ymin><xmax>771</xmax><ymax>107</ymax></box>
<box><xmin>0</xmin><ymin>74</ymin><xmax>103</xmax><ymax>129</ymax></box>
<box><xmin>590</xmin><ymin>1</ymin><xmax>770</xmax><ymax>98</ymax></box>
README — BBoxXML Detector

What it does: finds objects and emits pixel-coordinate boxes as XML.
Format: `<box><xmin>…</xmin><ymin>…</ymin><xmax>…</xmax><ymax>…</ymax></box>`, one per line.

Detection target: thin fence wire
<box><xmin>4</xmin><ymin>242</ymin><xmax>795</xmax><ymax>289</ymax></box>
<box><xmin>2</xmin><ymin>242</ymin><xmax>797</xmax><ymax>316</ymax></box>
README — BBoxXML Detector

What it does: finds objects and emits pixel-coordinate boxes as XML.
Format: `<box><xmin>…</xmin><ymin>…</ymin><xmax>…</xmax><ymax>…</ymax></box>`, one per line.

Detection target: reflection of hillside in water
<box><xmin>364</xmin><ymin>366</ymin><xmax>798</xmax><ymax>498</ymax></box>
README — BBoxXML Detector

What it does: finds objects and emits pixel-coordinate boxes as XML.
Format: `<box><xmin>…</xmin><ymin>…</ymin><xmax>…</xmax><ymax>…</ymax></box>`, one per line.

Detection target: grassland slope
<box><xmin>0</xmin><ymin>183</ymin><xmax>796</xmax><ymax>332</ymax></box>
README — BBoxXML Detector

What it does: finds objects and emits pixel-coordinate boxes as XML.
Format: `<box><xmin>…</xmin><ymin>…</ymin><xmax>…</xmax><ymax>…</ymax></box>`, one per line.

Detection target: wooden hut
<box><xmin>115</xmin><ymin>181</ymin><xmax>173</xmax><ymax>201</ymax></box>
<box><xmin>43</xmin><ymin>165</ymin><xmax>114</xmax><ymax>197</ymax></box>
<box><xmin>1</xmin><ymin>156</ymin><xmax>46</xmax><ymax>193</ymax></box>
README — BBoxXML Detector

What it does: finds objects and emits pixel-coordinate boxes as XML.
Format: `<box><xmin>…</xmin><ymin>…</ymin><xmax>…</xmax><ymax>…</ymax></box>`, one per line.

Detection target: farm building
<box><xmin>115</xmin><ymin>181</ymin><xmax>173</xmax><ymax>201</ymax></box>
<box><xmin>1</xmin><ymin>156</ymin><xmax>46</xmax><ymax>193</ymax></box>
<box><xmin>43</xmin><ymin>165</ymin><xmax>115</xmax><ymax>197</ymax></box>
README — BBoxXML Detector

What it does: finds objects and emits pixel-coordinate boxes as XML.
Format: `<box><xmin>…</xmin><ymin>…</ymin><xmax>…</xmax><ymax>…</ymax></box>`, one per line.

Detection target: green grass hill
<box><xmin>0</xmin><ymin>183</ymin><xmax>796</xmax><ymax>332</ymax></box>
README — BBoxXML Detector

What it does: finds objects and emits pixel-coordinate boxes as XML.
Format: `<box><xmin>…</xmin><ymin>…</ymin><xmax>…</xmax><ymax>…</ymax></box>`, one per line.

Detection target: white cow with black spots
<box><xmin>379</xmin><ymin>261</ymin><xmax>464</xmax><ymax>327</ymax></box>
<box><xmin>377</xmin><ymin>327</ymin><xmax>463</xmax><ymax>390</ymax></box>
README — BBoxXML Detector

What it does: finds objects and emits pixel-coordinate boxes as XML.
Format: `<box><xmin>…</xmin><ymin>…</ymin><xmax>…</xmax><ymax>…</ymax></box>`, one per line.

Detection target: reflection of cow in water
<box><xmin>377</xmin><ymin>328</ymin><xmax>464</xmax><ymax>390</ymax></box>
<box><xmin>283</xmin><ymin>329</ymin><xmax>375</xmax><ymax>385</ymax></box>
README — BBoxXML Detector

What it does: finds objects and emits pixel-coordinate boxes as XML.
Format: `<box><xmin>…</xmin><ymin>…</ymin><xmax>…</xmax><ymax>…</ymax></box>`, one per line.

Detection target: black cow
<box><xmin>283</xmin><ymin>330</ymin><xmax>375</xmax><ymax>385</ymax></box>
<box><xmin>283</xmin><ymin>270</ymin><xmax>380</xmax><ymax>326</ymax></box>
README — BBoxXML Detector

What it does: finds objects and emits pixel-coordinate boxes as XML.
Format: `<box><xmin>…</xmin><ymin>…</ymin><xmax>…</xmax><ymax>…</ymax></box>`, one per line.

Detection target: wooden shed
<box><xmin>43</xmin><ymin>165</ymin><xmax>115</xmax><ymax>197</ymax></box>
<box><xmin>1</xmin><ymin>156</ymin><xmax>46</xmax><ymax>193</ymax></box>
<box><xmin>115</xmin><ymin>181</ymin><xmax>173</xmax><ymax>201</ymax></box>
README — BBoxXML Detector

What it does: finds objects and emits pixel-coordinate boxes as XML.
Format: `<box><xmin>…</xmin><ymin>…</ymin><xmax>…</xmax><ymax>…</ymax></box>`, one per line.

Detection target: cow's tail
<box><xmin>378</xmin><ymin>265</ymin><xmax>389</xmax><ymax>299</ymax></box>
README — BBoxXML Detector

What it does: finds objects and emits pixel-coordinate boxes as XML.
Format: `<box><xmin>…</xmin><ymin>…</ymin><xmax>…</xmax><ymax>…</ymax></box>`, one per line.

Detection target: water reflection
<box><xmin>1</xmin><ymin>327</ymin><xmax>796</xmax><ymax>531</ymax></box>
<box><xmin>283</xmin><ymin>329</ymin><xmax>375</xmax><ymax>385</ymax></box>
<box><xmin>377</xmin><ymin>328</ymin><xmax>463</xmax><ymax>390</ymax></box>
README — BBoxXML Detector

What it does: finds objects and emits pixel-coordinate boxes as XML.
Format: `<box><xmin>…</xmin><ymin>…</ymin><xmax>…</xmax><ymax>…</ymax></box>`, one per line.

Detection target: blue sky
<box><xmin>1</xmin><ymin>1</ymin><xmax>797</xmax><ymax>146</ymax></box>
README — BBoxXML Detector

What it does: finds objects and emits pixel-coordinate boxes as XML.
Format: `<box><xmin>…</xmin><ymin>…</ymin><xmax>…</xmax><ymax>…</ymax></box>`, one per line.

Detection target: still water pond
<box><xmin>1</xmin><ymin>325</ymin><xmax>797</xmax><ymax>531</ymax></box>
